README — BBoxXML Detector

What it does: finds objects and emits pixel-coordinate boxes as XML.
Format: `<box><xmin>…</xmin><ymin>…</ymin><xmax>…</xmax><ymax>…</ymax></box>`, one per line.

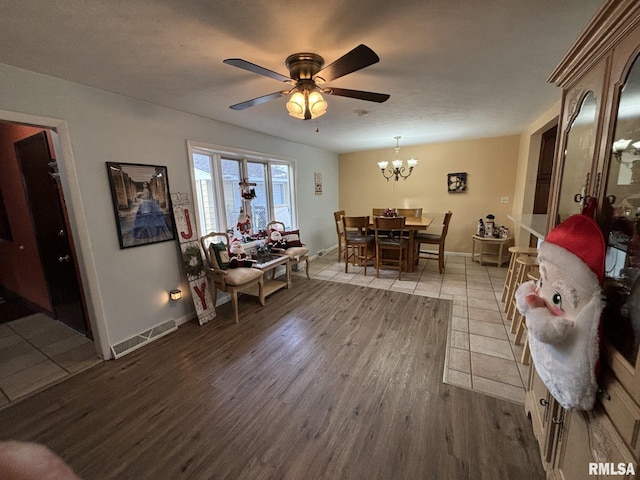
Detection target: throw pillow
<box><xmin>209</xmin><ymin>242</ymin><xmax>229</xmax><ymax>270</ymax></box>
<box><xmin>282</xmin><ymin>230</ymin><xmax>303</xmax><ymax>248</ymax></box>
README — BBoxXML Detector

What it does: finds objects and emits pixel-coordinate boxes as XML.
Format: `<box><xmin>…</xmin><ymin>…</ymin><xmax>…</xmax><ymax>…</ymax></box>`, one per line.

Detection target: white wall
<box><xmin>0</xmin><ymin>64</ymin><xmax>338</xmax><ymax>358</ymax></box>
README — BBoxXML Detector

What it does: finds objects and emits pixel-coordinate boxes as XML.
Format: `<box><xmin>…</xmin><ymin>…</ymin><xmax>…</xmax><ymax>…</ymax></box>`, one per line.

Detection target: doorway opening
<box><xmin>0</xmin><ymin>119</ymin><xmax>99</xmax><ymax>405</ymax></box>
<box><xmin>0</xmin><ymin>123</ymin><xmax>90</xmax><ymax>335</ymax></box>
<box><xmin>530</xmin><ymin>124</ymin><xmax>558</xmax><ymax>246</ymax></box>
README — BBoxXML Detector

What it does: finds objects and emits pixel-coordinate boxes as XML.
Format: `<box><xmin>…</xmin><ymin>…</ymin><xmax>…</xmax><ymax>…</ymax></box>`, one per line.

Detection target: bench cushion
<box><xmin>224</xmin><ymin>267</ymin><xmax>264</xmax><ymax>286</ymax></box>
<box><xmin>283</xmin><ymin>246</ymin><xmax>309</xmax><ymax>260</ymax></box>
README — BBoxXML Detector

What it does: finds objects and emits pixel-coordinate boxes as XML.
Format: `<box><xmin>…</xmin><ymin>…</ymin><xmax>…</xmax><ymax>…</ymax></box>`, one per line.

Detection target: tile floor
<box><xmin>307</xmin><ymin>248</ymin><xmax>530</xmax><ymax>405</ymax></box>
<box><xmin>0</xmin><ymin>314</ymin><xmax>101</xmax><ymax>408</ymax></box>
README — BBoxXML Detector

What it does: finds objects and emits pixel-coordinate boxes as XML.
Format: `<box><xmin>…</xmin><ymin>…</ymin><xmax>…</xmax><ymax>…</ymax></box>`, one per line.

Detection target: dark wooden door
<box><xmin>15</xmin><ymin>131</ymin><xmax>89</xmax><ymax>335</ymax></box>
<box><xmin>530</xmin><ymin>125</ymin><xmax>558</xmax><ymax>246</ymax></box>
<box><xmin>533</xmin><ymin>125</ymin><xmax>557</xmax><ymax>215</ymax></box>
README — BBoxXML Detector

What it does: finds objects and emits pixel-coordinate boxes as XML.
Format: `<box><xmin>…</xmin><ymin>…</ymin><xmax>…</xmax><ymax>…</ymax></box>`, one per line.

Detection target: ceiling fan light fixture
<box><xmin>308</xmin><ymin>91</ymin><xmax>327</xmax><ymax>117</ymax></box>
<box><xmin>225</xmin><ymin>45</ymin><xmax>388</xmax><ymax>118</ymax></box>
<box><xmin>286</xmin><ymin>92</ymin><xmax>306</xmax><ymax>118</ymax></box>
<box><xmin>286</xmin><ymin>90</ymin><xmax>327</xmax><ymax>120</ymax></box>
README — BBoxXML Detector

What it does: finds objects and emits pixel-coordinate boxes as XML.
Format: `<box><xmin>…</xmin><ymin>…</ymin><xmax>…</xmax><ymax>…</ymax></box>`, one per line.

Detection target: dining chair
<box><xmin>373</xmin><ymin>208</ymin><xmax>395</xmax><ymax>236</ymax></box>
<box><xmin>200</xmin><ymin>231</ymin><xmax>265</xmax><ymax>323</ymax></box>
<box><xmin>374</xmin><ymin>216</ymin><xmax>408</xmax><ymax>280</ymax></box>
<box><xmin>266</xmin><ymin>220</ymin><xmax>310</xmax><ymax>279</ymax></box>
<box><xmin>333</xmin><ymin>210</ymin><xmax>347</xmax><ymax>262</ymax></box>
<box><xmin>396</xmin><ymin>208</ymin><xmax>423</xmax><ymax>217</ymax></box>
<box><xmin>414</xmin><ymin>211</ymin><xmax>453</xmax><ymax>274</ymax></box>
<box><xmin>396</xmin><ymin>208</ymin><xmax>423</xmax><ymax>239</ymax></box>
<box><xmin>342</xmin><ymin>216</ymin><xmax>375</xmax><ymax>276</ymax></box>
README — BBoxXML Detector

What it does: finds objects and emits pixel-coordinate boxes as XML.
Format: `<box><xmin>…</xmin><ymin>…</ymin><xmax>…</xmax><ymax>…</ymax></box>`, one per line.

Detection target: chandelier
<box><xmin>378</xmin><ymin>136</ymin><xmax>418</xmax><ymax>181</ymax></box>
<box><xmin>612</xmin><ymin>138</ymin><xmax>640</xmax><ymax>163</ymax></box>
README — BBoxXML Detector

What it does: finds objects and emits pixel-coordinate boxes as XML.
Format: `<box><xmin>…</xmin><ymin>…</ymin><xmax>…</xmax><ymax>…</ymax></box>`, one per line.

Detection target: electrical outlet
<box><xmin>500</xmin><ymin>196</ymin><xmax>510</xmax><ymax>204</ymax></box>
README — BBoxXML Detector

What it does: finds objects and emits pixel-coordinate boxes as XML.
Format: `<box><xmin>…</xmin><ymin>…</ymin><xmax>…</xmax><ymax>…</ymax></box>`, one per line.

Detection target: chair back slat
<box><xmin>267</xmin><ymin>220</ymin><xmax>285</xmax><ymax>232</ymax></box>
<box><xmin>374</xmin><ymin>216</ymin><xmax>406</xmax><ymax>233</ymax></box>
<box><xmin>397</xmin><ymin>208</ymin><xmax>423</xmax><ymax>217</ymax></box>
<box><xmin>372</xmin><ymin>208</ymin><xmax>392</xmax><ymax>216</ymax></box>
<box><xmin>333</xmin><ymin>210</ymin><xmax>345</xmax><ymax>235</ymax></box>
<box><xmin>441</xmin><ymin>211</ymin><xmax>453</xmax><ymax>238</ymax></box>
<box><xmin>343</xmin><ymin>215</ymin><xmax>371</xmax><ymax>234</ymax></box>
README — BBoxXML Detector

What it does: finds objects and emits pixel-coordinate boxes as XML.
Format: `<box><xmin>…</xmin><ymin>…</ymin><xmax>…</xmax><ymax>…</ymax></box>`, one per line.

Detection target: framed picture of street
<box><xmin>106</xmin><ymin>162</ymin><xmax>176</xmax><ymax>249</ymax></box>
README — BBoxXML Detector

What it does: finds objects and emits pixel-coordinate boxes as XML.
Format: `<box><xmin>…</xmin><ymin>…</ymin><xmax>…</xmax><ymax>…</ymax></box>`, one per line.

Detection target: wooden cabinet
<box><xmin>525</xmin><ymin>1</ymin><xmax>640</xmax><ymax>478</ymax></box>
<box><xmin>526</xmin><ymin>365</ymin><xmax>637</xmax><ymax>479</ymax></box>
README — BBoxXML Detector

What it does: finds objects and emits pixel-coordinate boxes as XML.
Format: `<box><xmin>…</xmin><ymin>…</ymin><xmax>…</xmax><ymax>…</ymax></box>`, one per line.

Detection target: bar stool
<box><xmin>507</xmin><ymin>256</ymin><xmax>539</xmax><ymax>332</ymax></box>
<box><xmin>517</xmin><ymin>270</ymin><xmax>541</xmax><ymax>365</ymax></box>
<box><xmin>501</xmin><ymin>246</ymin><xmax>538</xmax><ymax>309</ymax></box>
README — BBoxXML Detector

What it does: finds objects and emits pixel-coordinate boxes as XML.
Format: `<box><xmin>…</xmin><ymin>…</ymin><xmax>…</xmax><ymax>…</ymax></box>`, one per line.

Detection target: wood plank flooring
<box><xmin>0</xmin><ymin>279</ymin><xmax>544</xmax><ymax>479</ymax></box>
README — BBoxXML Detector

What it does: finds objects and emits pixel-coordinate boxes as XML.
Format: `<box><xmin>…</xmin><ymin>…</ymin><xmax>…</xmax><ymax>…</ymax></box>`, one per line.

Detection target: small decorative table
<box><xmin>239</xmin><ymin>254</ymin><xmax>290</xmax><ymax>298</ymax></box>
<box><xmin>471</xmin><ymin>235</ymin><xmax>514</xmax><ymax>267</ymax></box>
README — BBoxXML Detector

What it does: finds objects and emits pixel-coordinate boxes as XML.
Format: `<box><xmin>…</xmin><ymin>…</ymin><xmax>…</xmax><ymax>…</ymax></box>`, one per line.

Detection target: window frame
<box><xmin>187</xmin><ymin>141</ymin><xmax>299</xmax><ymax>237</ymax></box>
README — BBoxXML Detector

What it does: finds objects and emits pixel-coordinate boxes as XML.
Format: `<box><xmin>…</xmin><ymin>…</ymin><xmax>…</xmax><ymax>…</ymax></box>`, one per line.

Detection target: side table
<box><xmin>471</xmin><ymin>235</ymin><xmax>514</xmax><ymax>267</ymax></box>
<box><xmin>238</xmin><ymin>254</ymin><xmax>290</xmax><ymax>298</ymax></box>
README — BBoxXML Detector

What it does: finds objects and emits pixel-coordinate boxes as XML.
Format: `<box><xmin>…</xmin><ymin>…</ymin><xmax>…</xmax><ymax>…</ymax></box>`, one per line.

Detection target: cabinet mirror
<box><xmin>602</xmin><ymin>52</ymin><xmax>640</xmax><ymax>367</ymax></box>
<box><xmin>557</xmin><ymin>91</ymin><xmax>598</xmax><ymax>224</ymax></box>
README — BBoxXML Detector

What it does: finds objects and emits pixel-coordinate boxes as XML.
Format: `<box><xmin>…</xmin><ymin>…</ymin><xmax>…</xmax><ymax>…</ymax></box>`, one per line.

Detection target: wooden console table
<box><xmin>471</xmin><ymin>235</ymin><xmax>513</xmax><ymax>267</ymax></box>
<box><xmin>239</xmin><ymin>254</ymin><xmax>290</xmax><ymax>298</ymax></box>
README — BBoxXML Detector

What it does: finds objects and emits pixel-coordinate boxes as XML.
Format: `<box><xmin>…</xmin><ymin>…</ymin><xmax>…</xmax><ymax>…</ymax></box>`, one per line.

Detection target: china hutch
<box><xmin>524</xmin><ymin>1</ymin><xmax>640</xmax><ymax>478</ymax></box>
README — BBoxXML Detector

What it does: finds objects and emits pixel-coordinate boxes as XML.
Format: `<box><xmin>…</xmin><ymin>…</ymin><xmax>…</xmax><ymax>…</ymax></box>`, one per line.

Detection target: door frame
<box><xmin>1</xmin><ymin>109</ymin><xmax>108</xmax><ymax>359</ymax></box>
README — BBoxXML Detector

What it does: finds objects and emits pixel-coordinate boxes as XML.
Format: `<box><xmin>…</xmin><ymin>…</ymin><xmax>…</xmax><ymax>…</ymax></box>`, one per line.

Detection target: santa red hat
<box><xmin>539</xmin><ymin>214</ymin><xmax>606</xmax><ymax>287</ymax></box>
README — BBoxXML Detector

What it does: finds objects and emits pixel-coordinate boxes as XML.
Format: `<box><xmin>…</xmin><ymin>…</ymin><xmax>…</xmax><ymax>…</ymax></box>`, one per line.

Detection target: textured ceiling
<box><xmin>0</xmin><ymin>0</ymin><xmax>604</xmax><ymax>153</ymax></box>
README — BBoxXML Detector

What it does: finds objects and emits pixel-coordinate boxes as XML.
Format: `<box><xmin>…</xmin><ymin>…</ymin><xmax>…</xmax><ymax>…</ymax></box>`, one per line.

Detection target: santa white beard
<box><xmin>516</xmin><ymin>280</ymin><xmax>604</xmax><ymax>410</ymax></box>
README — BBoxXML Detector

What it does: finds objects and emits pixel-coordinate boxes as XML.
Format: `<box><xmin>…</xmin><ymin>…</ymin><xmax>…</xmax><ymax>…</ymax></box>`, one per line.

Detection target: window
<box><xmin>189</xmin><ymin>143</ymin><xmax>297</xmax><ymax>237</ymax></box>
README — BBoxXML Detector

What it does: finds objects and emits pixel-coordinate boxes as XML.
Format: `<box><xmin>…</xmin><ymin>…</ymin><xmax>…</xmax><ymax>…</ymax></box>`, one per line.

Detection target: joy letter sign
<box><xmin>171</xmin><ymin>192</ymin><xmax>216</xmax><ymax>325</ymax></box>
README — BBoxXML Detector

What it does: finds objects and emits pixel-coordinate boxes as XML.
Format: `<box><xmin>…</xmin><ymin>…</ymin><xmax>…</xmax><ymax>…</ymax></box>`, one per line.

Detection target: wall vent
<box><xmin>110</xmin><ymin>319</ymin><xmax>177</xmax><ymax>359</ymax></box>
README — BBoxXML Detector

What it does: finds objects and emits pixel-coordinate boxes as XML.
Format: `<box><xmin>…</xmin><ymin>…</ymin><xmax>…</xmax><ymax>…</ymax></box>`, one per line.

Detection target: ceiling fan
<box><xmin>223</xmin><ymin>44</ymin><xmax>390</xmax><ymax>120</ymax></box>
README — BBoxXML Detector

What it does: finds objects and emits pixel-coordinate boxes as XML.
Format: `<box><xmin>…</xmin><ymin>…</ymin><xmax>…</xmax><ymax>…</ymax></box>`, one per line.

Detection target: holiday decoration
<box><xmin>239</xmin><ymin>178</ymin><xmax>257</xmax><ymax>200</ymax></box>
<box><xmin>485</xmin><ymin>214</ymin><xmax>495</xmax><ymax>237</ymax></box>
<box><xmin>237</xmin><ymin>209</ymin><xmax>252</xmax><ymax>237</ymax></box>
<box><xmin>228</xmin><ymin>240</ymin><xmax>256</xmax><ymax>268</ymax></box>
<box><xmin>515</xmin><ymin>214</ymin><xmax>606</xmax><ymax>410</ymax></box>
<box><xmin>269</xmin><ymin>229</ymin><xmax>287</xmax><ymax>250</ymax></box>
<box><xmin>171</xmin><ymin>192</ymin><xmax>215</xmax><ymax>325</ymax></box>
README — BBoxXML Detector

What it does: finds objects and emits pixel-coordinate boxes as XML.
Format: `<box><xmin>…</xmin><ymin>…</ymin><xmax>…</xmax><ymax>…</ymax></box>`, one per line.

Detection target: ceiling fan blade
<box><xmin>229</xmin><ymin>91</ymin><xmax>286</xmax><ymax>110</ymax></box>
<box><xmin>315</xmin><ymin>44</ymin><xmax>380</xmax><ymax>83</ymax></box>
<box><xmin>326</xmin><ymin>87</ymin><xmax>390</xmax><ymax>103</ymax></box>
<box><xmin>223</xmin><ymin>58</ymin><xmax>291</xmax><ymax>83</ymax></box>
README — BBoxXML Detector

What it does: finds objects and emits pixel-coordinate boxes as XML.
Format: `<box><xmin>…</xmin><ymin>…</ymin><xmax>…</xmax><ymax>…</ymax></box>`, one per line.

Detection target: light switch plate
<box><xmin>501</xmin><ymin>196</ymin><xmax>510</xmax><ymax>204</ymax></box>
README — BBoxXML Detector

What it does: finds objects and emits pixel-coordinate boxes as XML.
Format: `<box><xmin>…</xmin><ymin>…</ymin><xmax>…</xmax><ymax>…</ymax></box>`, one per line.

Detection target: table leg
<box><xmin>472</xmin><ymin>237</ymin><xmax>477</xmax><ymax>263</ymax></box>
<box><xmin>407</xmin><ymin>230</ymin><xmax>415</xmax><ymax>273</ymax></box>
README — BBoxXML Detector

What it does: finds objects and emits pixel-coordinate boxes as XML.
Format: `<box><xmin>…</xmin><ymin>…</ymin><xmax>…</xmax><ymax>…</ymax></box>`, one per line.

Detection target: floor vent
<box><xmin>110</xmin><ymin>319</ymin><xmax>177</xmax><ymax>359</ymax></box>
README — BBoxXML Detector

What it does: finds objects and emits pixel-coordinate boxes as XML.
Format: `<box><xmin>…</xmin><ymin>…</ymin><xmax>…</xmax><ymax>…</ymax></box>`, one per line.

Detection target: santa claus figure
<box><xmin>236</xmin><ymin>209</ymin><xmax>252</xmax><ymax>237</ymax></box>
<box><xmin>515</xmin><ymin>214</ymin><xmax>606</xmax><ymax>410</ymax></box>
<box><xmin>228</xmin><ymin>240</ymin><xmax>255</xmax><ymax>268</ymax></box>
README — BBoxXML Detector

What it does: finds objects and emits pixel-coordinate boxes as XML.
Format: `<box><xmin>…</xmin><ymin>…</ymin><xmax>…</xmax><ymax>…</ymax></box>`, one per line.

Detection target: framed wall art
<box><xmin>447</xmin><ymin>172</ymin><xmax>467</xmax><ymax>193</ymax></box>
<box><xmin>106</xmin><ymin>162</ymin><xmax>176</xmax><ymax>248</ymax></box>
<box><xmin>314</xmin><ymin>172</ymin><xmax>323</xmax><ymax>195</ymax></box>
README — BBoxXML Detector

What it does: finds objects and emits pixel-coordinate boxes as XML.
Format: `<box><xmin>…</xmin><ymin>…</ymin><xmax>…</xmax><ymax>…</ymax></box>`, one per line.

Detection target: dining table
<box><xmin>370</xmin><ymin>215</ymin><xmax>433</xmax><ymax>273</ymax></box>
